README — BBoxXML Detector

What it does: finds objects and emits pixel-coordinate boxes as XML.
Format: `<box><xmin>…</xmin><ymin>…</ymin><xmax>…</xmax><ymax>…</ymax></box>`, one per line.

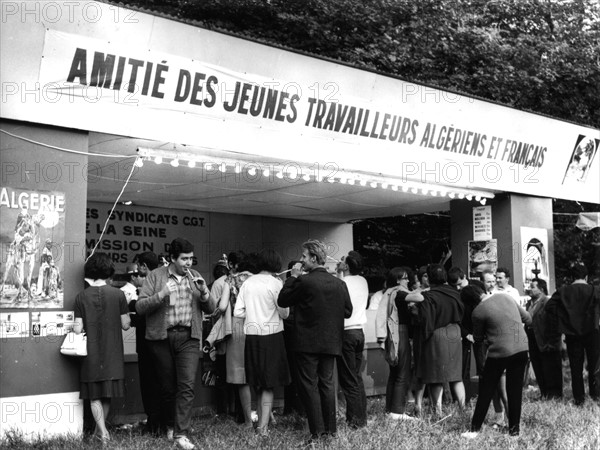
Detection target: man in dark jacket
<box><xmin>525</xmin><ymin>278</ymin><xmax>562</xmax><ymax>399</ymax></box>
<box><xmin>546</xmin><ymin>262</ymin><xmax>600</xmax><ymax>405</ymax></box>
<box><xmin>278</xmin><ymin>240</ymin><xmax>352</xmax><ymax>441</ymax></box>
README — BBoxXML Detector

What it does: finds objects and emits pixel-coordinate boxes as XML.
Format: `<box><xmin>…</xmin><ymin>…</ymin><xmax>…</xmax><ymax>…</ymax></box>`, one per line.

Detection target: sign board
<box><xmin>473</xmin><ymin>205</ymin><xmax>492</xmax><ymax>241</ymax></box>
<box><xmin>86</xmin><ymin>202</ymin><xmax>210</xmax><ymax>275</ymax></box>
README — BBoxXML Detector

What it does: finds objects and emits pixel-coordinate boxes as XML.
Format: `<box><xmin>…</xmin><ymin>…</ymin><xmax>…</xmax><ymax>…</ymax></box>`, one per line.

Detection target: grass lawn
<box><xmin>2</xmin><ymin>387</ymin><xmax>599</xmax><ymax>449</ymax></box>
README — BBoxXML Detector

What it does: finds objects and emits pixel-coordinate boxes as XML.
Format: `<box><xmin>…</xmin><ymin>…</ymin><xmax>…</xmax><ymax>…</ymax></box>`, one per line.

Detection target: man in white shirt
<box><xmin>121</xmin><ymin>263</ymin><xmax>144</xmax><ymax>303</ymax></box>
<box><xmin>336</xmin><ymin>251</ymin><xmax>368</xmax><ymax>428</ymax></box>
<box><xmin>494</xmin><ymin>267</ymin><xmax>522</xmax><ymax>304</ymax></box>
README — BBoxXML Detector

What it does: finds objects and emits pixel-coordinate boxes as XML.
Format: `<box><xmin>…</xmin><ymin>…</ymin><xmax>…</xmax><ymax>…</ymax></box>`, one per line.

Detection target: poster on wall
<box><xmin>468</xmin><ymin>239</ymin><xmax>498</xmax><ymax>279</ymax></box>
<box><xmin>520</xmin><ymin>227</ymin><xmax>550</xmax><ymax>287</ymax></box>
<box><xmin>0</xmin><ymin>312</ymin><xmax>30</xmax><ymax>339</ymax></box>
<box><xmin>86</xmin><ymin>203</ymin><xmax>209</xmax><ymax>274</ymax></box>
<box><xmin>562</xmin><ymin>135</ymin><xmax>599</xmax><ymax>185</ymax></box>
<box><xmin>31</xmin><ymin>311</ymin><xmax>75</xmax><ymax>337</ymax></box>
<box><xmin>0</xmin><ymin>187</ymin><xmax>65</xmax><ymax>309</ymax></box>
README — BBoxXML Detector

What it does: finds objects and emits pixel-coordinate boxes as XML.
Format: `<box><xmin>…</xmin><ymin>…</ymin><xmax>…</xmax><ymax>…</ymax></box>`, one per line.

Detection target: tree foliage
<box><xmin>124</xmin><ymin>0</ymin><xmax>600</xmax><ymax>126</ymax></box>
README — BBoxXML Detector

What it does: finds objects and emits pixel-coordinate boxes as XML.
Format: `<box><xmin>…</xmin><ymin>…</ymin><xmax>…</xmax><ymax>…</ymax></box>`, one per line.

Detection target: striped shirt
<box><xmin>167</xmin><ymin>269</ymin><xmax>193</xmax><ymax>328</ymax></box>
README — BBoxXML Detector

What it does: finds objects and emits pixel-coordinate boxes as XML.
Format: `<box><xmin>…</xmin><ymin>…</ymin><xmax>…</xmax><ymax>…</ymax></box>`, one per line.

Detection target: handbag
<box><xmin>60</xmin><ymin>331</ymin><xmax>87</xmax><ymax>356</ymax></box>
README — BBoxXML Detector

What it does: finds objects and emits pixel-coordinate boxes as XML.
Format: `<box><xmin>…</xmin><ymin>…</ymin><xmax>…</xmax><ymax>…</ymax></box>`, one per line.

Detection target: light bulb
<box><xmin>154</xmin><ymin>156</ymin><xmax>163</xmax><ymax>164</ymax></box>
<box><xmin>187</xmin><ymin>160</ymin><xmax>196</xmax><ymax>168</ymax></box>
<box><xmin>170</xmin><ymin>158</ymin><xmax>179</xmax><ymax>167</ymax></box>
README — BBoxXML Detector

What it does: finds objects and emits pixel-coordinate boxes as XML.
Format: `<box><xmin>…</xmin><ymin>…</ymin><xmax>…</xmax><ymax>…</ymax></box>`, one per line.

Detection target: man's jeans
<box><xmin>148</xmin><ymin>327</ymin><xmax>200</xmax><ymax>437</ymax></box>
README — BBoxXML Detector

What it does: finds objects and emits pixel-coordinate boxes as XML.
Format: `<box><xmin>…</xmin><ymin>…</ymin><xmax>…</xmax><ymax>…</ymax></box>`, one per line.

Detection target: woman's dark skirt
<box><xmin>80</xmin><ymin>379</ymin><xmax>125</xmax><ymax>400</ymax></box>
<box><xmin>244</xmin><ymin>332</ymin><xmax>291</xmax><ymax>388</ymax></box>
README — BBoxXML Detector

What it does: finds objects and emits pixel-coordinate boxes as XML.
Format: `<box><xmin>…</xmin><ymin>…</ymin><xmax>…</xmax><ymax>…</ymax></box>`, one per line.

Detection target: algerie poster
<box><xmin>0</xmin><ymin>187</ymin><xmax>66</xmax><ymax>308</ymax></box>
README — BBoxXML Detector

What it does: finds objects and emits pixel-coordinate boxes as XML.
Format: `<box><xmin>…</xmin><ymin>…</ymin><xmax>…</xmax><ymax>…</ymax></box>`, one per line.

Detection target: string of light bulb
<box><xmin>136</xmin><ymin>147</ymin><xmax>495</xmax><ymax>205</ymax></box>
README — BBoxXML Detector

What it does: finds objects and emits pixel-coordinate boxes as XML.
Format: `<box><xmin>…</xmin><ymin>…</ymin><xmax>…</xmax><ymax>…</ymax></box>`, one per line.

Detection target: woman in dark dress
<box><xmin>74</xmin><ymin>253</ymin><xmax>131</xmax><ymax>443</ymax></box>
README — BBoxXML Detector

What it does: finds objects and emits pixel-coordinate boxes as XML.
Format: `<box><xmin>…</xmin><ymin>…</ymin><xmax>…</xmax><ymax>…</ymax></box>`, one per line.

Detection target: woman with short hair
<box><xmin>73</xmin><ymin>252</ymin><xmax>131</xmax><ymax>444</ymax></box>
<box><xmin>234</xmin><ymin>249</ymin><xmax>290</xmax><ymax>435</ymax></box>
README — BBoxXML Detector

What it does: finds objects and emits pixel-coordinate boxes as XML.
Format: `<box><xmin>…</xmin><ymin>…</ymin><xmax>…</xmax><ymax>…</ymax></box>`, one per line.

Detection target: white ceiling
<box><xmin>87</xmin><ymin>133</ymin><xmax>490</xmax><ymax>222</ymax></box>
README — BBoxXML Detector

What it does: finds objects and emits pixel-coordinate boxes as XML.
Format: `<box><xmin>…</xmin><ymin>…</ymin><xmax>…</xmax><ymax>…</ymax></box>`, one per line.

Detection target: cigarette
<box><xmin>326</xmin><ymin>255</ymin><xmax>340</xmax><ymax>263</ymax></box>
<box><xmin>277</xmin><ymin>269</ymin><xmax>292</xmax><ymax>276</ymax></box>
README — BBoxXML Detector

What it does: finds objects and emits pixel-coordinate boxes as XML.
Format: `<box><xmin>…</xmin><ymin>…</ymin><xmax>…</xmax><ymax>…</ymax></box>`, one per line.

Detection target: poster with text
<box><xmin>520</xmin><ymin>227</ymin><xmax>550</xmax><ymax>288</ymax></box>
<box><xmin>0</xmin><ymin>187</ymin><xmax>65</xmax><ymax>309</ymax></box>
<box><xmin>468</xmin><ymin>239</ymin><xmax>498</xmax><ymax>279</ymax></box>
<box><xmin>86</xmin><ymin>203</ymin><xmax>209</xmax><ymax>275</ymax></box>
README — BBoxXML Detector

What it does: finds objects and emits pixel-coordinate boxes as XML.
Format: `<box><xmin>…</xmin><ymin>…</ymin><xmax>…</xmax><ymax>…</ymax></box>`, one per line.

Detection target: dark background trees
<box><xmin>119</xmin><ymin>0</ymin><xmax>600</xmax><ymax>285</ymax></box>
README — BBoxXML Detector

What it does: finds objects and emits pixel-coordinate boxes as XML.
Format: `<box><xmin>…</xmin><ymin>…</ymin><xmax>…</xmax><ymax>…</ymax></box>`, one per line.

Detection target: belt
<box><xmin>167</xmin><ymin>325</ymin><xmax>191</xmax><ymax>332</ymax></box>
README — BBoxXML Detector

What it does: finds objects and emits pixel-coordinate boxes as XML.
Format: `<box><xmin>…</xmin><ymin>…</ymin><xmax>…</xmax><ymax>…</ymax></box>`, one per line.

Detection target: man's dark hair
<box><xmin>569</xmin><ymin>262</ymin><xmax>588</xmax><ymax>280</ymax></box>
<box><xmin>346</xmin><ymin>252</ymin><xmax>363</xmax><ymax>275</ymax></box>
<box><xmin>136</xmin><ymin>251</ymin><xmax>159</xmax><ymax>271</ymax></box>
<box><xmin>85</xmin><ymin>252</ymin><xmax>115</xmax><ymax>280</ymax></box>
<box><xmin>470</xmin><ymin>279</ymin><xmax>486</xmax><ymax>292</ymax></box>
<box><xmin>212</xmin><ymin>264</ymin><xmax>229</xmax><ymax>280</ymax></box>
<box><xmin>427</xmin><ymin>264</ymin><xmax>447</xmax><ymax>286</ymax></box>
<box><xmin>532</xmin><ymin>278</ymin><xmax>548</xmax><ymax>295</ymax></box>
<box><xmin>257</xmin><ymin>248</ymin><xmax>282</xmax><ymax>273</ymax></box>
<box><xmin>169</xmin><ymin>238</ymin><xmax>194</xmax><ymax>259</ymax></box>
<box><xmin>238</xmin><ymin>252</ymin><xmax>259</xmax><ymax>274</ymax></box>
<box><xmin>496</xmin><ymin>267</ymin><xmax>511</xmax><ymax>278</ymax></box>
<box><xmin>228</xmin><ymin>251</ymin><xmax>245</xmax><ymax>269</ymax></box>
<box><xmin>461</xmin><ymin>283</ymin><xmax>485</xmax><ymax>307</ymax></box>
<box><xmin>448</xmin><ymin>266</ymin><xmax>465</xmax><ymax>286</ymax></box>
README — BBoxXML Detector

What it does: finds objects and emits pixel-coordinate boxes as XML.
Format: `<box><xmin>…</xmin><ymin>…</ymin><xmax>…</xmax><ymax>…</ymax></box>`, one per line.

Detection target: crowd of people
<box><xmin>72</xmin><ymin>239</ymin><xmax>600</xmax><ymax>448</ymax></box>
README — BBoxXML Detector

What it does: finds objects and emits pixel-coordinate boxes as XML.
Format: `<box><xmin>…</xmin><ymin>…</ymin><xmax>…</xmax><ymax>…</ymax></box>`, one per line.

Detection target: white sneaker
<box><xmin>461</xmin><ymin>431</ymin><xmax>479</xmax><ymax>439</ymax></box>
<box><xmin>166</xmin><ymin>428</ymin><xmax>174</xmax><ymax>440</ymax></box>
<box><xmin>175</xmin><ymin>436</ymin><xmax>196</xmax><ymax>450</ymax></box>
<box><xmin>389</xmin><ymin>413</ymin><xmax>417</xmax><ymax>420</ymax></box>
